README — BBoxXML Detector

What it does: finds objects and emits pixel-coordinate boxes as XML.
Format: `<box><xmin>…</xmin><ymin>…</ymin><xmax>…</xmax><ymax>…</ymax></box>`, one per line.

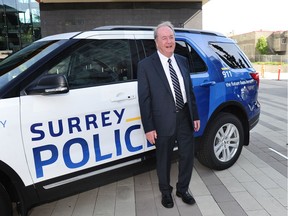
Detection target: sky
<box><xmin>202</xmin><ymin>0</ymin><xmax>288</xmax><ymax>36</ymax></box>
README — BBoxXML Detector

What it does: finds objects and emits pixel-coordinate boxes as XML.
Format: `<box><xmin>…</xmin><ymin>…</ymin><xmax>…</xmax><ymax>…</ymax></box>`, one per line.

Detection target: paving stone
<box><xmin>231</xmin><ymin>191</ymin><xmax>262</xmax><ymax>211</ymax></box>
<box><xmin>246</xmin><ymin>209</ymin><xmax>270</xmax><ymax>216</ymax></box>
<box><xmin>190</xmin><ymin>169</ymin><xmax>211</xmax><ymax>196</ymax></box>
<box><xmin>115</xmin><ymin>185</ymin><xmax>135</xmax><ymax>216</ymax></box>
<box><xmin>218</xmin><ymin>201</ymin><xmax>247</xmax><ymax>216</ymax></box>
<box><xmin>135</xmin><ymin>190</ymin><xmax>157</xmax><ymax>216</ymax></box>
<box><xmin>98</xmin><ymin>183</ymin><xmax>117</xmax><ymax>195</ymax></box>
<box><xmin>266</xmin><ymin>187</ymin><xmax>288</xmax><ymax>207</ymax></box>
<box><xmin>134</xmin><ymin>172</ymin><xmax>153</xmax><ymax>192</ymax></box>
<box><xmin>29</xmin><ymin>202</ymin><xmax>56</xmax><ymax>216</ymax></box>
<box><xmin>237</xmin><ymin>156</ymin><xmax>279</xmax><ymax>189</ymax></box>
<box><xmin>228</xmin><ymin>162</ymin><xmax>254</xmax><ymax>183</ymax></box>
<box><xmin>72</xmin><ymin>189</ymin><xmax>98</xmax><ymax>216</ymax></box>
<box><xmin>194</xmin><ymin>161</ymin><xmax>222</xmax><ymax>186</ymax></box>
<box><xmin>195</xmin><ymin>195</ymin><xmax>224</xmax><ymax>216</ymax></box>
<box><xmin>176</xmin><ymin>202</ymin><xmax>203</xmax><ymax>216</ymax></box>
<box><xmin>206</xmin><ymin>184</ymin><xmax>235</xmax><ymax>203</ymax></box>
<box><xmin>242</xmin><ymin>148</ymin><xmax>269</xmax><ymax>168</ymax></box>
<box><xmin>94</xmin><ymin>193</ymin><xmax>116</xmax><ymax>216</ymax></box>
<box><xmin>216</xmin><ymin>176</ymin><xmax>246</xmax><ymax>193</ymax></box>
<box><xmin>51</xmin><ymin>195</ymin><xmax>78</xmax><ymax>216</ymax></box>
<box><xmin>259</xmin><ymin>166</ymin><xmax>287</xmax><ymax>189</ymax></box>
<box><xmin>242</xmin><ymin>182</ymin><xmax>287</xmax><ymax>216</ymax></box>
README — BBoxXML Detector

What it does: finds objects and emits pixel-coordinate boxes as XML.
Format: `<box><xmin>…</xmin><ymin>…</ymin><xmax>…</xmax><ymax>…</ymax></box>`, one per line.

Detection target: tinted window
<box><xmin>0</xmin><ymin>40</ymin><xmax>65</xmax><ymax>91</ymax></box>
<box><xmin>130</xmin><ymin>40</ymin><xmax>140</xmax><ymax>79</ymax></box>
<box><xmin>210</xmin><ymin>43</ymin><xmax>252</xmax><ymax>69</ymax></box>
<box><xmin>141</xmin><ymin>40</ymin><xmax>156</xmax><ymax>58</ymax></box>
<box><xmin>140</xmin><ymin>39</ymin><xmax>207</xmax><ymax>73</ymax></box>
<box><xmin>175</xmin><ymin>41</ymin><xmax>207</xmax><ymax>73</ymax></box>
<box><xmin>47</xmin><ymin>39</ymin><xmax>132</xmax><ymax>88</ymax></box>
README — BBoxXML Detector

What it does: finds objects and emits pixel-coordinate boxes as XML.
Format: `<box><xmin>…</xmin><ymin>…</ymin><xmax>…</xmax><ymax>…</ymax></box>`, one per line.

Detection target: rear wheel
<box><xmin>197</xmin><ymin>113</ymin><xmax>244</xmax><ymax>170</ymax></box>
<box><xmin>0</xmin><ymin>182</ymin><xmax>12</xmax><ymax>216</ymax></box>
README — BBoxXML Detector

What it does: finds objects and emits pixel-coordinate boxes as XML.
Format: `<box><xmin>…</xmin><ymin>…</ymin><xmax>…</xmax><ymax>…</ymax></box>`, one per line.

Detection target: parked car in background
<box><xmin>0</xmin><ymin>26</ymin><xmax>260</xmax><ymax>215</ymax></box>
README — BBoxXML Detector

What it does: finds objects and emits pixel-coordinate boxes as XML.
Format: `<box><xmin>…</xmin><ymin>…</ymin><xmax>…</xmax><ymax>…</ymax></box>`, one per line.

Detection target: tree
<box><xmin>256</xmin><ymin>36</ymin><xmax>268</xmax><ymax>55</ymax></box>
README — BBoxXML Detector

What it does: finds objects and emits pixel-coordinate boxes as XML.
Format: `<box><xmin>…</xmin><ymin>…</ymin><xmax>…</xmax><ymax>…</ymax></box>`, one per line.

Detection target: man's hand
<box><xmin>194</xmin><ymin>120</ymin><xmax>200</xmax><ymax>132</ymax></box>
<box><xmin>146</xmin><ymin>130</ymin><xmax>157</xmax><ymax>145</ymax></box>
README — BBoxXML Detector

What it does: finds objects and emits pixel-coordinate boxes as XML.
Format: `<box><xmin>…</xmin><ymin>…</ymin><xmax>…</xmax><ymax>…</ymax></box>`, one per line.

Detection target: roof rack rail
<box><xmin>93</xmin><ymin>25</ymin><xmax>225</xmax><ymax>37</ymax></box>
<box><xmin>93</xmin><ymin>25</ymin><xmax>154</xmax><ymax>31</ymax></box>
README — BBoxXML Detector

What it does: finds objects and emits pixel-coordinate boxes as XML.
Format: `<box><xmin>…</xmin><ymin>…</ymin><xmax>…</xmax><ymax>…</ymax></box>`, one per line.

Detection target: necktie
<box><xmin>168</xmin><ymin>58</ymin><xmax>184</xmax><ymax>110</ymax></box>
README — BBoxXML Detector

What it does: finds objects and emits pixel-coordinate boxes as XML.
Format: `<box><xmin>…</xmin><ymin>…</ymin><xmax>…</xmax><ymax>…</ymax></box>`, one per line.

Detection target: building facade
<box><xmin>0</xmin><ymin>0</ymin><xmax>40</xmax><ymax>55</ymax></box>
<box><xmin>39</xmin><ymin>0</ymin><xmax>202</xmax><ymax>37</ymax></box>
<box><xmin>1</xmin><ymin>1</ymin><xmax>287</xmax><ymax>63</ymax></box>
<box><xmin>269</xmin><ymin>31</ymin><xmax>288</xmax><ymax>55</ymax></box>
<box><xmin>230</xmin><ymin>30</ymin><xmax>288</xmax><ymax>62</ymax></box>
<box><xmin>0</xmin><ymin>0</ymin><xmax>203</xmax><ymax>58</ymax></box>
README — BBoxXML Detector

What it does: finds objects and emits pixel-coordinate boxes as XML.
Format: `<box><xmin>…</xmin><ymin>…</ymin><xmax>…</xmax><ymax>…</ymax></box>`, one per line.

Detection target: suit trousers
<box><xmin>155</xmin><ymin>105</ymin><xmax>195</xmax><ymax>195</ymax></box>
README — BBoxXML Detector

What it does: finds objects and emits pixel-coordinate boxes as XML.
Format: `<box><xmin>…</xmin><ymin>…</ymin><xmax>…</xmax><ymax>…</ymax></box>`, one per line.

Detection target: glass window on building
<box><xmin>0</xmin><ymin>0</ymin><xmax>40</xmax><ymax>59</ymax></box>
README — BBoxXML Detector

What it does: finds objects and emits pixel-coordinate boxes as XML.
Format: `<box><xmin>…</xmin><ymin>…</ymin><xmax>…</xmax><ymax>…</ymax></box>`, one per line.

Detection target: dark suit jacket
<box><xmin>137</xmin><ymin>52</ymin><xmax>199</xmax><ymax>136</ymax></box>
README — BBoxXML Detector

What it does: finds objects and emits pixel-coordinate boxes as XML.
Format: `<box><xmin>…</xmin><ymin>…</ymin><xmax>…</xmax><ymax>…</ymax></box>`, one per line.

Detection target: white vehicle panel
<box><xmin>74</xmin><ymin>31</ymin><xmax>136</xmax><ymax>40</ymax></box>
<box><xmin>38</xmin><ymin>32</ymin><xmax>81</xmax><ymax>41</ymax></box>
<box><xmin>0</xmin><ymin>98</ymin><xmax>34</xmax><ymax>186</ymax></box>
<box><xmin>20</xmin><ymin>82</ymin><xmax>150</xmax><ymax>183</ymax></box>
<box><xmin>133</xmin><ymin>32</ymin><xmax>154</xmax><ymax>39</ymax></box>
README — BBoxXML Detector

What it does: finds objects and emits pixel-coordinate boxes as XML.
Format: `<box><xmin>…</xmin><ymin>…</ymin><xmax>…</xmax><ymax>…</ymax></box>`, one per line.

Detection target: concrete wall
<box><xmin>231</xmin><ymin>31</ymin><xmax>288</xmax><ymax>62</ymax></box>
<box><xmin>252</xmin><ymin>64</ymin><xmax>288</xmax><ymax>73</ymax></box>
<box><xmin>40</xmin><ymin>2</ymin><xmax>202</xmax><ymax>36</ymax></box>
<box><xmin>183</xmin><ymin>10</ymin><xmax>202</xmax><ymax>29</ymax></box>
<box><xmin>231</xmin><ymin>31</ymin><xmax>274</xmax><ymax>62</ymax></box>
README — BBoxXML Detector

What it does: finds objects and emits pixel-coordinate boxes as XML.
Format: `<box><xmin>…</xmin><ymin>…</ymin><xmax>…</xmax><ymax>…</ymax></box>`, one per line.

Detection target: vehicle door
<box><xmin>173</xmin><ymin>39</ymin><xmax>212</xmax><ymax>136</ymax></box>
<box><xmin>20</xmin><ymin>36</ymin><xmax>146</xmax><ymax>183</ymax></box>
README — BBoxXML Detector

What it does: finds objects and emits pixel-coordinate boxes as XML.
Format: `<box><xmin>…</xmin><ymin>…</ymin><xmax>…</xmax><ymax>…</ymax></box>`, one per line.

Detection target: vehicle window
<box><xmin>47</xmin><ymin>39</ymin><xmax>132</xmax><ymax>88</ymax></box>
<box><xmin>139</xmin><ymin>39</ymin><xmax>207</xmax><ymax>73</ymax></box>
<box><xmin>136</xmin><ymin>40</ymin><xmax>145</xmax><ymax>60</ymax></box>
<box><xmin>0</xmin><ymin>40</ymin><xmax>66</xmax><ymax>91</ymax></box>
<box><xmin>130</xmin><ymin>40</ymin><xmax>140</xmax><ymax>80</ymax></box>
<box><xmin>175</xmin><ymin>41</ymin><xmax>207</xmax><ymax>73</ymax></box>
<box><xmin>141</xmin><ymin>40</ymin><xmax>157</xmax><ymax>58</ymax></box>
<box><xmin>210</xmin><ymin>42</ymin><xmax>252</xmax><ymax>69</ymax></box>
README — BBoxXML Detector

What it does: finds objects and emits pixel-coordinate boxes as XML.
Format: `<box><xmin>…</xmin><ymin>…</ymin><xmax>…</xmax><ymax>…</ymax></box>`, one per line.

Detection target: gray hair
<box><xmin>154</xmin><ymin>21</ymin><xmax>175</xmax><ymax>39</ymax></box>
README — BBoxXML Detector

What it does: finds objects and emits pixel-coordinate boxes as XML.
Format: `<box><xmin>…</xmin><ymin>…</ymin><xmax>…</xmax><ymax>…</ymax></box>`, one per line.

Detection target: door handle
<box><xmin>111</xmin><ymin>94</ymin><xmax>136</xmax><ymax>102</ymax></box>
<box><xmin>200</xmin><ymin>81</ymin><xmax>216</xmax><ymax>87</ymax></box>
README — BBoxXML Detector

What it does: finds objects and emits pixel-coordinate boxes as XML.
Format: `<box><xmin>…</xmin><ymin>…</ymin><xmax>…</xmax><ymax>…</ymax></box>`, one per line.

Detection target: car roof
<box><xmin>38</xmin><ymin>25</ymin><xmax>226</xmax><ymax>41</ymax></box>
<box><xmin>94</xmin><ymin>25</ymin><xmax>225</xmax><ymax>37</ymax></box>
<box><xmin>37</xmin><ymin>32</ymin><xmax>82</xmax><ymax>41</ymax></box>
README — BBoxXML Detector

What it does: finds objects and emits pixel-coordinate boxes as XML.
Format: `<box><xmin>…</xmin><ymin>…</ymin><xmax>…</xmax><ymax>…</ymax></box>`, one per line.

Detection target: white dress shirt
<box><xmin>157</xmin><ymin>51</ymin><xmax>187</xmax><ymax>104</ymax></box>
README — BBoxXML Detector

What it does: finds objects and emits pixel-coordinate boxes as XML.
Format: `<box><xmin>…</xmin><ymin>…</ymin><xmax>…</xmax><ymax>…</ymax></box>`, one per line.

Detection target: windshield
<box><xmin>0</xmin><ymin>40</ymin><xmax>66</xmax><ymax>90</ymax></box>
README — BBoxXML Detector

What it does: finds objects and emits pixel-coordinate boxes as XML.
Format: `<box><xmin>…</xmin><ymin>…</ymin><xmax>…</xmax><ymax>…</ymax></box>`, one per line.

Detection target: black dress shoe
<box><xmin>161</xmin><ymin>194</ymin><xmax>174</xmax><ymax>208</ymax></box>
<box><xmin>176</xmin><ymin>191</ymin><xmax>195</xmax><ymax>205</ymax></box>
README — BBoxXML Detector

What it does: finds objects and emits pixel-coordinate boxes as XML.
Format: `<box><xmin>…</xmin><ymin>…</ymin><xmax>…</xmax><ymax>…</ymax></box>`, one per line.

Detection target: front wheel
<box><xmin>197</xmin><ymin>113</ymin><xmax>244</xmax><ymax>170</ymax></box>
<box><xmin>0</xmin><ymin>182</ymin><xmax>13</xmax><ymax>216</ymax></box>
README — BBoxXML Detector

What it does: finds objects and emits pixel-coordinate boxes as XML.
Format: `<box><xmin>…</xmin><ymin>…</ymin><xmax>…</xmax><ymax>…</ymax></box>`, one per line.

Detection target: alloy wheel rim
<box><xmin>213</xmin><ymin>123</ymin><xmax>240</xmax><ymax>162</ymax></box>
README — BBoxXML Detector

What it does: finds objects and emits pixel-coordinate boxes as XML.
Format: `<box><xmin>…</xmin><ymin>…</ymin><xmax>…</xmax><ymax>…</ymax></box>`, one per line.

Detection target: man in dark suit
<box><xmin>137</xmin><ymin>21</ymin><xmax>200</xmax><ymax>208</ymax></box>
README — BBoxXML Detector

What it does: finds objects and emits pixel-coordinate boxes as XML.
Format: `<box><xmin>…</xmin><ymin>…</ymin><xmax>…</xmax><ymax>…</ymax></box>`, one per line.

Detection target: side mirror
<box><xmin>26</xmin><ymin>74</ymin><xmax>69</xmax><ymax>95</ymax></box>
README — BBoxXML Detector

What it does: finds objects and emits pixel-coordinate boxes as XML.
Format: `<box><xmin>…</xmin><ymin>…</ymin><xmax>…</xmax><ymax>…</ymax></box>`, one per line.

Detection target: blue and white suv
<box><xmin>0</xmin><ymin>26</ymin><xmax>260</xmax><ymax>215</ymax></box>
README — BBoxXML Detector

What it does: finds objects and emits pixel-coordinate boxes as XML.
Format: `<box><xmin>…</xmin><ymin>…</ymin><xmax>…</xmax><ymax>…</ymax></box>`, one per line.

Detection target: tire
<box><xmin>197</xmin><ymin>112</ymin><xmax>244</xmax><ymax>170</ymax></box>
<box><xmin>0</xmin><ymin>182</ymin><xmax>13</xmax><ymax>216</ymax></box>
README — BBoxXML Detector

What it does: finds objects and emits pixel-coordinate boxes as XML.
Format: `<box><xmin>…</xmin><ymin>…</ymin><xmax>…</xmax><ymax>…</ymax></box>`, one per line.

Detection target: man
<box><xmin>137</xmin><ymin>21</ymin><xmax>200</xmax><ymax>208</ymax></box>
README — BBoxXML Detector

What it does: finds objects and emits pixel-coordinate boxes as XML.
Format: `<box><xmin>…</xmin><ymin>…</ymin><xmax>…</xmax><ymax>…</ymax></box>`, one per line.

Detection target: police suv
<box><xmin>0</xmin><ymin>26</ymin><xmax>260</xmax><ymax>215</ymax></box>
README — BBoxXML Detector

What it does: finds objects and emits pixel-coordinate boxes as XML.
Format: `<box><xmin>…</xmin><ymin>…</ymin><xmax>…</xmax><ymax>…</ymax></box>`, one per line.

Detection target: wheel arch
<box><xmin>0</xmin><ymin>161</ymin><xmax>38</xmax><ymax>215</ymax></box>
<box><xmin>206</xmin><ymin>101</ymin><xmax>250</xmax><ymax>146</ymax></box>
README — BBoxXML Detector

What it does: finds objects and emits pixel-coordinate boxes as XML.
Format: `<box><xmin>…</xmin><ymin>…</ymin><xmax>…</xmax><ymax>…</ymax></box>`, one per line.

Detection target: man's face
<box><xmin>155</xmin><ymin>26</ymin><xmax>175</xmax><ymax>58</ymax></box>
